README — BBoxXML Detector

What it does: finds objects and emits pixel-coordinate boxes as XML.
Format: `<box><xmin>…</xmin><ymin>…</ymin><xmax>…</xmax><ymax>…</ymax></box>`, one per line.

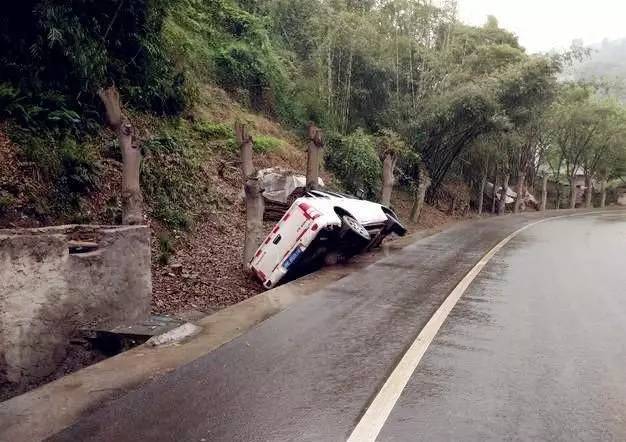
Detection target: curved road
<box><xmin>50</xmin><ymin>211</ymin><xmax>626</xmax><ymax>441</ymax></box>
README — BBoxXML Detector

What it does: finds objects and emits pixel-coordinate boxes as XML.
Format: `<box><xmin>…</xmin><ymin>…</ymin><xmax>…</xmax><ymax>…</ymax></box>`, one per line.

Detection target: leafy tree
<box><xmin>415</xmin><ymin>81</ymin><xmax>498</xmax><ymax>194</ymax></box>
<box><xmin>496</xmin><ymin>56</ymin><xmax>559</xmax><ymax>212</ymax></box>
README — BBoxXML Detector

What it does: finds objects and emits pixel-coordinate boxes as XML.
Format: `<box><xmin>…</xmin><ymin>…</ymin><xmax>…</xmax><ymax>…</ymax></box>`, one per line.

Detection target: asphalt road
<box><xmin>49</xmin><ymin>210</ymin><xmax>626</xmax><ymax>441</ymax></box>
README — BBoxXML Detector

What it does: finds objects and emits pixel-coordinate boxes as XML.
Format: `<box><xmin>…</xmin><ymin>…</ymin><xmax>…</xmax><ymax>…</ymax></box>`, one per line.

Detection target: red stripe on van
<box><xmin>295</xmin><ymin>226</ymin><xmax>309</xmax><ymax>243</ymax></box>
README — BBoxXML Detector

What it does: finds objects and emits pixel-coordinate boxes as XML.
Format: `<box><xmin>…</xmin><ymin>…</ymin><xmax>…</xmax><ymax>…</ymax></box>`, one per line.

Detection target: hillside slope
<box><xmin>0</xmin><ymin>84</ymin><xmax>302</xmax><ymax>311</ymax></box>
<box><xmin>1</xmin><ymin>84</ymin><xmax>461</xmax><ymax>316</ymax></box>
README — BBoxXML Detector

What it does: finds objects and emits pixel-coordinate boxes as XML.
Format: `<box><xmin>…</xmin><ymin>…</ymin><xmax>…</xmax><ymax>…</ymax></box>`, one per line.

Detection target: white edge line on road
<box><xmin>346</xmin><ymin>211</ymin><xmax>614</xmax><ymax>442</ymax></box>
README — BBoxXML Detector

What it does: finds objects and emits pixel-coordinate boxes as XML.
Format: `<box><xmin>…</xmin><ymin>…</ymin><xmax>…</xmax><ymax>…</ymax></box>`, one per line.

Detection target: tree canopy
<box><xmin>1</xmin><ymin>0</ymin><xmax>626</xmax><ymax>210</ymax></box>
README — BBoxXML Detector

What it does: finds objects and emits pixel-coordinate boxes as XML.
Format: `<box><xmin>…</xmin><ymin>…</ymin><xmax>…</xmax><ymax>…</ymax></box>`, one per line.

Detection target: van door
<box><xmin>249</xmin><ymin>202</ymin><xmax>315</xmax><ymax>281</ymax></box>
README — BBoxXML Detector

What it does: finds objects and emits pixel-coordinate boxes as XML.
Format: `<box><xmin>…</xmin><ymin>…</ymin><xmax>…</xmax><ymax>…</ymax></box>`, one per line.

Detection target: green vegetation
<box><xmin>140</xmin><ymin>120</ymin><xmax>215</xmax><ymax>230</ymax></box>
<box><xmin>326</xmin><ymin>130</ymin><xmax>382</xmax><ymax>198</ymax></box>
<box><xmin>1</xmin><ymin>0</ymin><xmax>626</xmax><ymax>228</ymax></box>
<box><xmin>0</xmin><ymin>193</ymin><xmax>16</xmax><ymax>215</ymax></box>
<box><xmin>192</xmin><ymin>122</ymin><xmax>234</xmax><ymax>140</ymax></box>
<box><xmin>253</xmin><ymin>135</ymin><xmax>282</xmax><ymax>153</ymax></box>
<box><xmin>157</xmin><ymin>232</ymin><xmax>175</xmax><ymax>265</ymax></box>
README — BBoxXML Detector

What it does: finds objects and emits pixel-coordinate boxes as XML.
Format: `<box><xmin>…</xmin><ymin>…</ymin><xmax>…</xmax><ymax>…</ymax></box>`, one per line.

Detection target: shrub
<box><xmin>0</xmin><ymin>193</ymin><xmax>16</xmax><ymax>215</ymax></box>
<box><xmin>14</xmin><ymin>130</ymin><xmax>99</xmax><ymax>188</ymax></box>
<box><xmin>56</xmin><ymin>138</ymin><xmax>101</xmax><ymax>196</ymax></box>
<box><xmin>157</xmin><ymin>232</ymin><xmax>175</xmax><ymax>265</ymax></box>
<box><xmin>325</xmin><ymin>129</ymin><xmax>382</xmax><ymax>198</ymax></box>
<box><xmin>253</xmin><ymin>135</ymin><xmax>282</xmax><ymax>153</ymax></box>
<box><xmin>192</xmin><ymin>121</ymin><xmax>234</xmax><ymax>140</ymax></box>
<box><xmin>9</xmin><ymin>128</ymin><xmax>100</xmax><ymax>212</ymax></box>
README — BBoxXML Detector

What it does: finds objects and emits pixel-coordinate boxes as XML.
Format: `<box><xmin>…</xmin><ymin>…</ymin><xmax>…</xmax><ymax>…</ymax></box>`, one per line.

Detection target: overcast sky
<box><xmin>458</xmin><ymin>0</ymin><xmax>626</xmax><ymax>53</ymax></box>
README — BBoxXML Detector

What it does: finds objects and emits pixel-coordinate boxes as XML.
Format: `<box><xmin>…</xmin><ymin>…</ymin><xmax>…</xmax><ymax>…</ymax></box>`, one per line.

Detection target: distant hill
<box><xmin>563</xmin><ymin>38</ymin><xmax>626</xmax><ymax>101</ymax></box>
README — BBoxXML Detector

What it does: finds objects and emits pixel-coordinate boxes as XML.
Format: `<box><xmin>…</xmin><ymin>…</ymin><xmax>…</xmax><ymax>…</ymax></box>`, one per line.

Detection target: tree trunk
<box><xmin>98</xmin><ymin>86</ymin><xmax>143</xmax><ymax>225</ymax></box>
<box><xmin>410</xmin><ymin>171</ymin><xmax>431</xmax><ymax>223</ymax></box>
<box><xmin>238</xmin><ymin>124</ymin><xmax>254</xmax><ymax>179</ymax></box>
<box><xmin>491</xmin><ymin>175</ymin><xmax>499</xmax><ymax>214</ymax></box>
<box><xmin>477</xmin><ymin>174</ymin><xmax>487</xmax><ymax>215</ymax></box>
<box><xmin>236</xmin><ymin>122</ymin><xmax>265</xmax><ymax>270</ymax></box>
<box><xmin>381</xmin><ymin>153</ymin><xmax>396</xmax><ymax>206</ymax></box>
<box><xmin>448</xmin><ymin>196</ymin><xmax>457</xmax><ymax>216</ymax></box>
<box><xmin>540</xmin><ymin>174</ymin><xmax>548</xmax><ymax>212</ymax></box>
<box><xmin>584</xmin><ymin>175</ymin><xmax>593</xmax><ymax>208</ymax></box>
<box><xmin>306</xmin><ymin>123</ymin><xmax>324</xmax><ymax>190</ymax></box>
<box><xmin>243</xmin><ymin>178</ymin><xmax>265</xmax><ymax>268</ymax></box>
<box><xmin>327</xmin><ymin>43</ymin><xmax>333</xmax><ymax>111</ymax></box>
<box><xmin>600</xmin><ymin>179</ymin><xmax>607</xmax><ymax>208</ymax></box>
<box><xmin>569</xmin><ymin>175</ymin><xmax>577</xmax><ymax>209</ymax></box>
<box><xmin>513</xmin><ymin>172</ymin><xmax>525</xmax><ymax>214</ymax></box>
<box><xmin>498</xmin><ymin>174</ymin><xmax>509</xmax><ymax>216</ymax></box>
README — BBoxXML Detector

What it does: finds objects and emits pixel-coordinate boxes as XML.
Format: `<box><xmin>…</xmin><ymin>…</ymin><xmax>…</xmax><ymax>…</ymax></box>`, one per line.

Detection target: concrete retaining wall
<box><xmin>0</xmin><ymin>225</ymin><xmax>151</xmax><ymax>385</ymax></box>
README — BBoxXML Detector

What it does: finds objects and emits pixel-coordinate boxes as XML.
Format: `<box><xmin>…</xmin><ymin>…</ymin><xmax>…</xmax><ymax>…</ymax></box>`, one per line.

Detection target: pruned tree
<box><xmin>377</xmin><ymin>129</ymin><xmax>405</xmax><ymax>206</ymax></box>
<box><xmin>381</xmin><ymin>153</ymin><xmax>397</xmax><ymax>206</ymax></box>
<box><xmin>236</xmin><ymin>122</ymin><xmax>265</xmax><ymax>270</ymax></box>
<box><xmin>98</xmin><ymin>86</ymin><xmax>143</xmax><ymax>225</ymax></box>
<box><xmin>306</xmin><ymin>123</ymin><xmax>325</xmax><ymax>190</ymax></box>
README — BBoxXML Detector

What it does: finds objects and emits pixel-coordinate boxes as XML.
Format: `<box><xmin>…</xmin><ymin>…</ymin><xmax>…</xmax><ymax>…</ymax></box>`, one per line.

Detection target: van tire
<box><xmin>385</xmin><ymin>212</ymin><xmax>407</xmax><ymax>236</ymax></box>
<box><xmin>339</xmin><ymin>215</ymin><xmax>370</xmax><ymax>242</ymax></box>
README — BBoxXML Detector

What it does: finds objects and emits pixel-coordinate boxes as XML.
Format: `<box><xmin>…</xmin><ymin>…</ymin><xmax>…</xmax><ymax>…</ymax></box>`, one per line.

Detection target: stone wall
<box><xmin>0</xmin><ymin>225</ymin><xmax>151</xmax><ymax>385</ymax></box>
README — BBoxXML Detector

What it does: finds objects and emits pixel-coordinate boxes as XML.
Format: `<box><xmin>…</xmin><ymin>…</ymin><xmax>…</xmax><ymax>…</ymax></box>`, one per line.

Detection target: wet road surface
<box><xmin>49</xmin><ymin>211</ymin><xmax>626</xmax><ymax>441</ymax></box>
<box><xmin>379</xmin><ymin>211</ymin><xmax>626</xmax><ymax>441</ymax></box>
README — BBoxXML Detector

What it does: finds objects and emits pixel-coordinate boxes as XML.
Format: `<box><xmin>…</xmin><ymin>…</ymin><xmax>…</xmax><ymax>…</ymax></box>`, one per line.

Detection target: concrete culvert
<box><xmin>0</xmin><ymin>224</ymin><xmax>151</xmax><ymax>393</ymax></box>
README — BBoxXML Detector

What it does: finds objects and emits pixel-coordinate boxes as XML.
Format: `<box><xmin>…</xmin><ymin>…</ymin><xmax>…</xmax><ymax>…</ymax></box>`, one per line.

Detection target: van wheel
<box><xmin>340</xmin><ymin>215</ymin><xmax>370</xmax><ymax>242</ymax></box>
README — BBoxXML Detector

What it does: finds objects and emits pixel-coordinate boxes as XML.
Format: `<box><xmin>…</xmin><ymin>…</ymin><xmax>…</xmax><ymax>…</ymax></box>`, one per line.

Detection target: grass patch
<box><xmin>192</xmin><ymin>121</ymin><xmax>234</xmax><ymax>140</ymax></box>
<box><xmin>253</xmin><ymin>135</ymin><xmax>282</xmax><ymax>153</ymax></box>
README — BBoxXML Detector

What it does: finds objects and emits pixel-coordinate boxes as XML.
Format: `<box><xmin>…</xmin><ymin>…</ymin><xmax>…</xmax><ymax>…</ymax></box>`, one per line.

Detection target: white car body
<box><xmin>249</xmin><ymin>190</ymin><xmax>405</xmax><ymax>289</ymax></box>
